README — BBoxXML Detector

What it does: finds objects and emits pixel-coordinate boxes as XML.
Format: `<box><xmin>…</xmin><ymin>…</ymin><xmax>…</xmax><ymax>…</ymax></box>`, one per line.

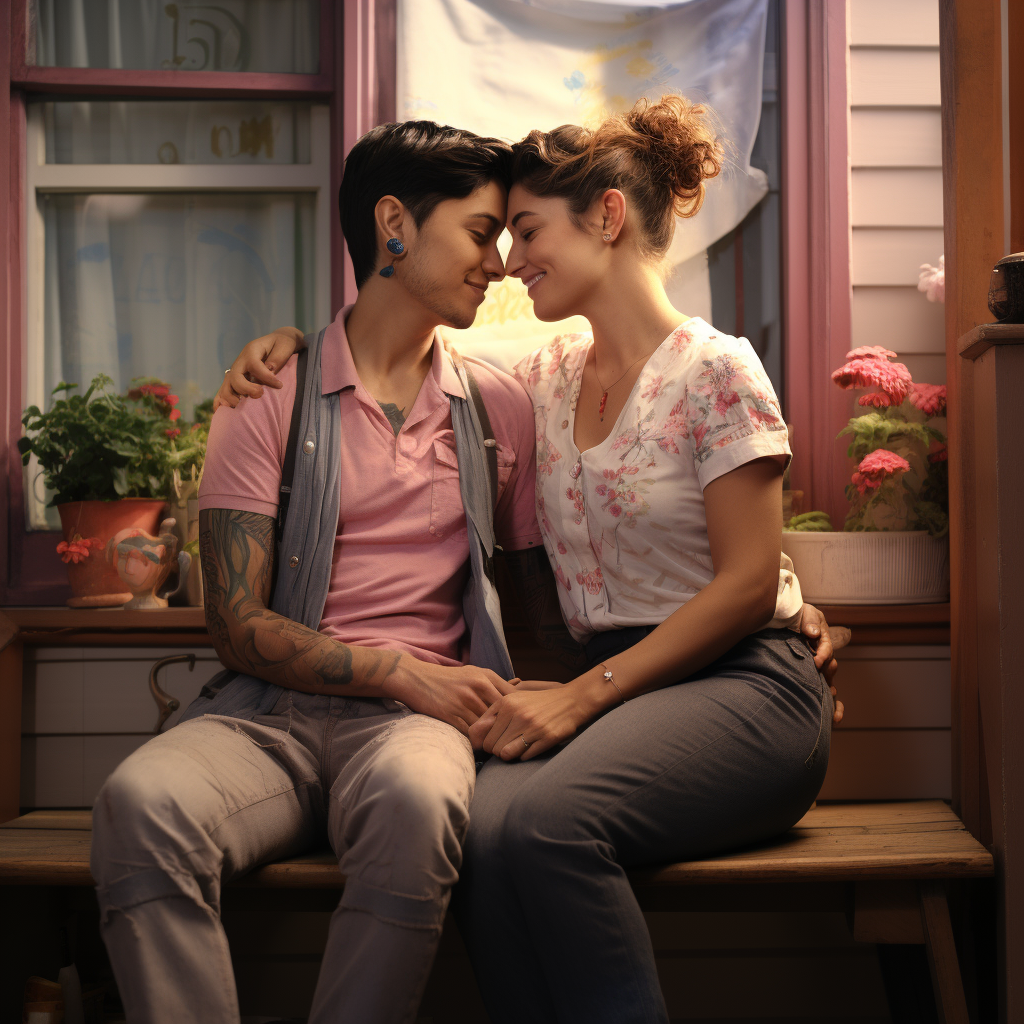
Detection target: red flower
<box><xmin>851</xmin><ymin>449</ymin><xmax>911</xmax><ymax>494</ymax></box>
<box><xmin>832</xmin><ymin>356</ymin><xmax>912</xmax><ymax>406</ymax></box>
<box><xmin>846</xmin><ymin>345</ymin><xmax>898</xmax><ymax>362</ymax></box>
<box><xmin>169</xmin><ymin>408</ymin><xmax>181</xmax><ymax>421</ymax></box>
<box><xmin>166</xmin><ymin>394</ymin><xmax>179</xmax><ymax>406</ymax></box>
<box><xmin>165</xmin><ymin>428</ymin><xmax>181</xmax><ymax>438</ymax></box>
<box><xmin>909</xmin><ymin>382</ymin><xmax>947</xmax><ymax>417</ymax></box>
<box><xmin>928</xmin><ymin>439</ymin><xmax>948</xmax><ymax>463</ymax></box>
<box><xmin>56</xmin><ymin>538</ymin><xmax>93</xmax><ymax>564</ymax></box>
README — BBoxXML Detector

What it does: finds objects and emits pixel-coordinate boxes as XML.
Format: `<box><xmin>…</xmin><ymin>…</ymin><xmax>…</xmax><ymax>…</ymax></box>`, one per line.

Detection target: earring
<box><xmin>380</xmin><ymin>237</ymin><xmax>405</xmax><ymax>277</ymax></box>
<box><xmin>603</xmin><ymin>233</ymin><xmax>612</xmax><ymax>241</ymax></box>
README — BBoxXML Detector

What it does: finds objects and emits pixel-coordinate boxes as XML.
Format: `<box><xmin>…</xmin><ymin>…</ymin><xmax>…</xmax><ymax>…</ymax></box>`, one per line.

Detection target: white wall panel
<box><xmin>852</xmin><ymin>227</ymin><xmax>945</xmax><ymax>285</ymax></box>
<box><xmin>851</xmin><ymin>109</ymin><xmax>943</xmax><ymax>167</ymax></box>
<box><xmin>834</xmin><ymin>657</ymin><xmax>950</xmax><ymax>729</ymax></box>
<box><xmin>850</xmin><ymin>49</ymin><xmax>941</xmax><ymax>106</ymax></box>
<box><xmin>852</xmin><ymin>286</ymin><xmax>946</xmax><ymax>353</ymax></box>
<box><xmin>850</xmin><ymin>0</ymin><xmax>940</xmax><ymax>46</ymax></box>
<box><xmin>900</xmin><ymin>353</ymin><xmax>947</xmax><ymax>384</ymax></box>
<box><xmin>820</xmin><ymin>729</ymin><xmax>951</xmax><ymax>800</ymax></box>
<box><xmin>852</xmin><ymin>168</ymin><xmax>943</xmax><ymax>227</ymax></box>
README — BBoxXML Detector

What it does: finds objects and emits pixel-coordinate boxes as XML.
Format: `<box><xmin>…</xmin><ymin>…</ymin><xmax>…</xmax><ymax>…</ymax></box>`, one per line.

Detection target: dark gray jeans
<box><xmin>452</xmin><ymin>627</ymin><xmax>832</xmax><ymax>1024</ymax></box>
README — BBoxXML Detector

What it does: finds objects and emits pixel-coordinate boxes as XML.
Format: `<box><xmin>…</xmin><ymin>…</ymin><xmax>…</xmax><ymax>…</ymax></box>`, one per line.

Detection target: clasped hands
<box><xmin>413</xmin><ymin>603</ymin><xmax>847</xmax><ymax>765</ymax></box>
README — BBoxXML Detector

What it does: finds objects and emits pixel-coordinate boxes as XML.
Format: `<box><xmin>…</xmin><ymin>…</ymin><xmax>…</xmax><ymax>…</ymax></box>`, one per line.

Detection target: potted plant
<box><xmin>18</xmin><ymin>374</ymin><xmax>184</xmax><ymax>607</ymax></box>
<box><xmin>783</xmin><ymin>344</ymin><xmax>949</xmax><ymax>604</ymax></box>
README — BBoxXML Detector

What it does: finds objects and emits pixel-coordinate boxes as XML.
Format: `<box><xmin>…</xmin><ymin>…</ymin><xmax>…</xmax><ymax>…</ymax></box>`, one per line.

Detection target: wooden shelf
<box><xmin>817</xmin><ymin>603</ymin><xmax>950</xmax><ymax>645</ymax></box>
<box><xmin>0</xmin><ymin>606</ymin><xmax>211</xmax><ymax>647</ymax></box>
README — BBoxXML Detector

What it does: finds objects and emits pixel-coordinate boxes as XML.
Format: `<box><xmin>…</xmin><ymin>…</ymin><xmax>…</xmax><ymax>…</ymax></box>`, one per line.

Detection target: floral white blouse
<box><xmin>514</xmin><ymin>318</ymin><xmax>803</xmax><ymax>642</ymax></box>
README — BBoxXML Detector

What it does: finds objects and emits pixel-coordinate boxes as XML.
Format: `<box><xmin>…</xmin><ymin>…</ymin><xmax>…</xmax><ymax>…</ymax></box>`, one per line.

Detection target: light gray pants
<box><xmin>90</xmin><ymin>690</ymin><xmax>476</xmax><ymax>1024</ymax></box>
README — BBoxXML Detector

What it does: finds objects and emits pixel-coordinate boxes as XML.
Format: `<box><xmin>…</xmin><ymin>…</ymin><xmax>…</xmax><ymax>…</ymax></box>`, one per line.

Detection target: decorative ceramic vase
<box><xmin>56</xmin><ymin>499</ymin><xmax>167</xmax><ymax>608</ymax></box>
<box><xmin>782</xmin><ymin>531</ymin><xmax>950</xmax><ymax>605</ymax></box>
<box><xmin>107</xmin><ymin>517</ymin><xmax>191</xmax><ymax>610</ymax></box>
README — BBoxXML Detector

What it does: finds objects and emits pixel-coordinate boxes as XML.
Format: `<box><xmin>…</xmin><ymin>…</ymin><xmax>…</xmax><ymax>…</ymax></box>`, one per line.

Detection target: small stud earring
<box><xmin>386</xmin><ymin>237</ymin><xmax>405</xmax><ymax>255</ymax></box>
<box><xmin>603</xmin><ymin>233</ymin><xmax>612</xmax><ymax>241</ymax></box>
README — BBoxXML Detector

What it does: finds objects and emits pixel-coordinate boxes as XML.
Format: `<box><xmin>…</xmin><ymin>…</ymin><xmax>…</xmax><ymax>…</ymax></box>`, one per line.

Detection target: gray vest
<box><xmin>180</xmin><ymin>328</ymin><xmax>514</xmax><ymax>725</ymax></box>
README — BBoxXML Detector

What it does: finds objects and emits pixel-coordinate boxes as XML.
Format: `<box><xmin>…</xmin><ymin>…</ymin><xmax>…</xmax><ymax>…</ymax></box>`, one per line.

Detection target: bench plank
<box><xmin>0</xmin><ymin>802</ymin><xmax>994</xmax><ymax>889</ymax></box>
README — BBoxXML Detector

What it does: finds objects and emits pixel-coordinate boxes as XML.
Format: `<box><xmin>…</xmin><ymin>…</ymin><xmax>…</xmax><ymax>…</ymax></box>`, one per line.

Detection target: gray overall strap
<box><xmin>180</xmin><ymin>328</ymin><xmax>337</xmax><ymax>723</ymax></box>
<box><xmin>450</xmin><ymin>356</ymin><xmax>515</xmax><ymax>680</ymax></box>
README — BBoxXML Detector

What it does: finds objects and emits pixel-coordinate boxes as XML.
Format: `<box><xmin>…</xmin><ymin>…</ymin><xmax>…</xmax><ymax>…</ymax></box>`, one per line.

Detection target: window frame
<box><xmin>1</xmin><ymin>0</ymin><xmax>387</xmax><ymax>603</ymax></box>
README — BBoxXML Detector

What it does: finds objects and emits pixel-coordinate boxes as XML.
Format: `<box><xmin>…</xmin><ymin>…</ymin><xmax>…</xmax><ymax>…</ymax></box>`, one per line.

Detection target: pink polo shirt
<box><xmin>199</xmin><ymin>305</ymin><xmax>542</xmax><ymax>666</ymax></box>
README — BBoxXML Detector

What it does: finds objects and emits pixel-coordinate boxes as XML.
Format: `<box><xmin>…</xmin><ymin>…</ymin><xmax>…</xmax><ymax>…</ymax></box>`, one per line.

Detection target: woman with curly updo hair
<box><xmin>452</xmin><ymin>95</ymin><xmax>834</xmax><ymax>1024</ymax></box>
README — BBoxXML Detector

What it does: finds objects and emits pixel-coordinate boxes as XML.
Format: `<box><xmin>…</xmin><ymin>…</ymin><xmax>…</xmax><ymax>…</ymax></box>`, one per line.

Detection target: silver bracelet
<box><xmin>599</xmin><ymin>662</ymin><xmax>626</xmax><ymax>703</ymax></box>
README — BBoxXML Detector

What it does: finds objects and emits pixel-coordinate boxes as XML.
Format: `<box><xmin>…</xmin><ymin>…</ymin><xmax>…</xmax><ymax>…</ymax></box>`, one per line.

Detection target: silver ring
<box><xmin>224</xmin><ymin>368</ymin><xmax>231</xmax><ymax>375</ymax></box>
<box><xmin>520</xmin><ymin>734</ymin><xmax>531</xmax><ymax>750</ymax></box>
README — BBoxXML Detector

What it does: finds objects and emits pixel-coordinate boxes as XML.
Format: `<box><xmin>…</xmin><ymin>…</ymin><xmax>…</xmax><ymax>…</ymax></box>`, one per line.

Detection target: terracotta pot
<box><xmin>56</xmin><ymin>499</ymin><xmax>167</xmax><ymax>608</ymax></box>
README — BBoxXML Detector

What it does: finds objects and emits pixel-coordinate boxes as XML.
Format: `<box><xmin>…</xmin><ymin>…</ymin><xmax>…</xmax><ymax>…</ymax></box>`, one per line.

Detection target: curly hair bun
<box><xmin>510</xmin><ymin>93</ymin><xmax>725</xmax><ymax>261</ymax></box>
<box><xmin>608</xmin><ymin>95</ymin><xmax>724</xmax><ymax>219</ymax></box>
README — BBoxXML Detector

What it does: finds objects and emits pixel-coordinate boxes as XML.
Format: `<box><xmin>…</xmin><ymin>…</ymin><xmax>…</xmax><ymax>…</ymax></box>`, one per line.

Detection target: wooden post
<box><xmin>938</xmin><ymin>0</ymin><xmax>1005</xmax><ymax>843</ymax></box>
<box><xmin>959</xmin><ymin>325</ymin><xmax>1024</xmax><ymax>1024</ymax></box>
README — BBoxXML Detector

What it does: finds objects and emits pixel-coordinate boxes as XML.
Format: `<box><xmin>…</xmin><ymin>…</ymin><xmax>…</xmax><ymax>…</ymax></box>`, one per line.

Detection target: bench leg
<box><xmin>919</xmin><ymin>881</ymin><xmax>970</xmax><ymax>1024</ymax></box>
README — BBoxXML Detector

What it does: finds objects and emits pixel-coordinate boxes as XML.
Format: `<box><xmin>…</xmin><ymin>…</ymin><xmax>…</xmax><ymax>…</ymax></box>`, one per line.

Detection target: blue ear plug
<box><xmin>386</xmin><ymin>238</ymin><xmax>405</xmax><ymax>255</ymax></box>
<box><xmin>379</xmin><ymin>265</ymin><xmax>395</xmax><ymax>277</ymax></box>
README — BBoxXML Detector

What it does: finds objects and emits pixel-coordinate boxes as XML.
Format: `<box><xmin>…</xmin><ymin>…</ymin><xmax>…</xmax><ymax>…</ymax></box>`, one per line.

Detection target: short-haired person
<box><xmin>90</xmin><ymin>122</ymin><xmax>551</xmax><ymax>1024</ymax></box>
<box><xmin>225</xmin><ymin>96</ymin><xmax>844</xmax><ymax>1024</ymax></box>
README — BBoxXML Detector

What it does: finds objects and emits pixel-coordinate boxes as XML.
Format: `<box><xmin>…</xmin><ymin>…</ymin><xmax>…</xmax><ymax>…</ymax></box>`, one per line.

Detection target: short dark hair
<box><xmin>341</xmin><ymin>121</ymin><xmax>513</xmax><ymax>287</ymax></box>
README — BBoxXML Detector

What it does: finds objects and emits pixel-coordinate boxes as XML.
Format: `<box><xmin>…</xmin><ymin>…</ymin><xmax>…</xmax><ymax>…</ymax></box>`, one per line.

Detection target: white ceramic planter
<box><xmin>781</xmin><ymin>531</ymin><xmax>950</xmax><ymax>605</ymax></box>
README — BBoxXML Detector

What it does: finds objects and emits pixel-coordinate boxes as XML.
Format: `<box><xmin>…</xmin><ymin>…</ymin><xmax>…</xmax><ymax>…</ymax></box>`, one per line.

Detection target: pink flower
<box><xmin>832</xmin><ymin>356</ymin><xmax>912</xmax><ymax>406</ymax></box>
<box><xmin>858</xmin><ymin>391</ymin><xmax>899</xmax><ymax>408</ymax></box>
<box><xmin>575</xmin><ymin>567</ymin><xmax>604</xmax><ymax>595</ymax></box>
<box><xmin>918</xmin><ymin>256</ymin><xmax>945</xmax><ymax>303</ymax></box>
<box><xmin>641</xmin><ymin>375</ymin><xmax>666</xmax><ymax>401</ymax></box>
<box><xmin>851</xmin><ymin>449</ymin><xmax>911</xmax><ymax>493</ymax></box>
<box><xmin>713</xmin><ymin>390</ymin><xmax>740</xmax><ymax>415</ymax></box>
<box><xmin>909</xmin><ymin>383</ymin><xmax>947</xmax><ymax>417</ymax></box>
<box><xmin>557</xmin><ymin>542</ymin><xmax>567</xmax><ymax>554</ymax></box>
<box><xmin>846</xmin><ymin>345</ymin><xmax>898</xmax><ymax>362</ymax></box>
<box><xmin>165</xmin><ymin>428</ymin><xmax>181</xmax><ymax>438</ymax></box>
<box><xmin>928</xmin><ymin>439</ymin><xmax>948</xmax><ymax>463</ymax></box>
<box><xmin>608</xmin><ymin>504</ymin><xmax>622</xmax><ymax>518</ymax></box>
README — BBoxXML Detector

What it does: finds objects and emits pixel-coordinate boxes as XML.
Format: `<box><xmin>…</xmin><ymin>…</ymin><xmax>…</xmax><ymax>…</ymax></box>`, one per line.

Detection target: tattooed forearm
<box><xmin>199</xmin><ymin>509</ymin><xmax>404</xmax><ymax>695</ymax></box>
<box><xmin>500</xmin><ymin>547</ymin><xmax>587</xmax><ymax>670</ymax></box>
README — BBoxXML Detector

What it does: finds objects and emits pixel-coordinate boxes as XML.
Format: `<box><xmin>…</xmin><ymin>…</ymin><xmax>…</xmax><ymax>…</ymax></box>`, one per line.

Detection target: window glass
<box><xmin>708</xmin><ymin>0</ymin><xmax>783</xmax><ymax>403</ymax></box>
<box><xmin>43</xmin><ymin>101</ymin><xmax>312</xmax><ymax>164</ymax></box>
<box><xmin>30</xmin><ymin>0</ymin><xmax>319</xmax><ymax>73</ymax></box>
<box><xmin>41</xmin><ymin>192</ymin><xmax>316</xmax><ymax>420</ymax></box>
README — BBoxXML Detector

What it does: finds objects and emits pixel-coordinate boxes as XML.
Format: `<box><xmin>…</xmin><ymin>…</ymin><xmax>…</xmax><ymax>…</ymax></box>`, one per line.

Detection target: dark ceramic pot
<box><xmin>989</xmin><ymin>252</ymin><xmax>1024</xmax><ymax>322</ymax></box>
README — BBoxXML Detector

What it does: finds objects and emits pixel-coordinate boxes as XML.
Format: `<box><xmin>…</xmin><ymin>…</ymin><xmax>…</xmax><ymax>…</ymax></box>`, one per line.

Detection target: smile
<box><xmin>524</xmin><ymin>272</ymin><xmax>546</xmax><ymax>290</ymax></box>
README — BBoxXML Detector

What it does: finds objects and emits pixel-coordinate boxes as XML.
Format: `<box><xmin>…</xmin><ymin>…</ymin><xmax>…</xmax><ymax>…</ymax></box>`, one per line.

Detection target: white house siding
<box><xmin>849</xmin><ymin>0</ymin><xmax>946</xmax><ymax>388</ymax></box>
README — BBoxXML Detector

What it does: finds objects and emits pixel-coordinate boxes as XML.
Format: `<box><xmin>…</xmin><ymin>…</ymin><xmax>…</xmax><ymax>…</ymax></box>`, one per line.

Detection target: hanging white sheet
<box><xmin>398</xmin><ymin>0</ymin><xmax>769</xmax><ymax>365</ymax></box>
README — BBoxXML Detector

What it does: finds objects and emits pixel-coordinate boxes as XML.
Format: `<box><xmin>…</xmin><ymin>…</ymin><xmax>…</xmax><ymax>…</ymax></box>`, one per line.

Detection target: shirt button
<box><xmin>562</xmin><ymin>420</ymin><xmax>568</xmax><ymax>429</ymax></box>
<box><xmin>429</xmin><ymin>526</ymin><xmax>436</xmax><ymax>534</ymax></box>
<box><xmin>289</xmin><ymin>555</ymin><xmax>299</xmax><ymax>568</ymax></box>
<box><xmin>303</xmin><ymin>439</ymin><xmax>315</xmax><ymax>455</ymax></box>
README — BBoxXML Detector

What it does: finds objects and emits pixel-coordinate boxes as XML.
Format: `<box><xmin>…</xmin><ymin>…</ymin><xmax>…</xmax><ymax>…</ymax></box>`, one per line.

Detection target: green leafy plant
<box><xmin>784</xmin><ymin>347</ymin><xmax>948</xmax><ymax>537</ymax></box>
<box><xmin>19</xmin><ymin>374</ymin><xmax>188</xmax><ymax>506</ymax></box>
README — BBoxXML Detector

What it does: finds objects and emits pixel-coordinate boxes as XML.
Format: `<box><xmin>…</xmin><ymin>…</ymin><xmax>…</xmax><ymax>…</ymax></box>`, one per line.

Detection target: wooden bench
<box><xmin>0</xmin><ymin>800</ymin><xmax>993</xmax><ymax>1022</ymax></box>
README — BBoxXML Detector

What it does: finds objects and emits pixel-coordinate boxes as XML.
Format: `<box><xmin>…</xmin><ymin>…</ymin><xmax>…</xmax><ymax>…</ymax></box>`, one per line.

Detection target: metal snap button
<box><xmin>303</xmin><ymin>439</ymin><xmax>315</xmax><ymax>455</ymax></box>
<box><xmin>289</xmin><ymin>555</ymin><xmax>299</xmax><ymax>567</ymax></box>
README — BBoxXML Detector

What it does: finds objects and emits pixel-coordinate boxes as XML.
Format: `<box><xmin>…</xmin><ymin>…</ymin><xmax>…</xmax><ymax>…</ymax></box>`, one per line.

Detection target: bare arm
<box><xmin>470</xmin><ymin>457</ymin><xmax>793</xmax><ymax>756</ymax></box>
<box><xmin>200</xmin><ymin>508</ymin><xmax>403</xmax><ymax>694</ymax></box>
<box><xmin>498</xmin><ymin>546</ymin><xmax>586</xmax><ymax>671</ymax></box>
<box><xmin>200</xmin><ymin>508</ymin><xmax>516</xmax><ymax>732</ymax></box>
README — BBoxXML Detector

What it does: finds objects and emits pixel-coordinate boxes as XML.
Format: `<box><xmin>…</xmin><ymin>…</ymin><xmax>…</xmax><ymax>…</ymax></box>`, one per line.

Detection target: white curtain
<box><xmin>35</xmin><ymin>0</ymin><xmax>318</xmax><ymax>74</ymax></box>
<box><xmin>398</xmin><ymin>0</ymin><xmax>769</xmax><ymax>368</ymax></box>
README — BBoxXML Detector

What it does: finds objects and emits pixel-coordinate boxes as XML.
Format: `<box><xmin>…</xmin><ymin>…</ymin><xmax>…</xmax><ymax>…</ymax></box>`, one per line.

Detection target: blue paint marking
<box><xmin>563</xmin><ymin>70</ymin><xmax>585</xmax><ymax>92</ymax></box>
<box><xmin>197</xmin><ymin>226</ymin><xmax>274</xmax><ymax>291</ymax></box>
<box><xmin>75</xmin><ymin>241</ymin><xmax>110</xmax><ymax>263</ymax></box>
